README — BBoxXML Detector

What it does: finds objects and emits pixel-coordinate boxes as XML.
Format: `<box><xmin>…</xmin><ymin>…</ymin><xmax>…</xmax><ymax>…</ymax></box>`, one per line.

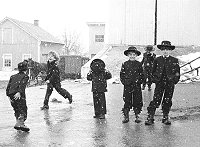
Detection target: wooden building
<box><xmin>0</xmin><ymin>17</ymin><xmax>64</xmax><ymax>71</ymax></box>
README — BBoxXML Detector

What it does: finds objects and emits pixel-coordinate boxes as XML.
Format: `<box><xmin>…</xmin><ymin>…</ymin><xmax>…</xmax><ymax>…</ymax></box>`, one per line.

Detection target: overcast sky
<box><xmin>0</xmin><ymin>0</ymin><xmax>108</xmax><ymax>52</ymax></box>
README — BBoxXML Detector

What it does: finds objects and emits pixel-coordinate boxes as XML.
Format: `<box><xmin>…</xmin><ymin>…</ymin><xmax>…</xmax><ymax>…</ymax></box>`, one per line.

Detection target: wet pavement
<box><xmin>0</xmin><ymin>80</ymin><xmax>200</xmax><ymax>146</ymax></box>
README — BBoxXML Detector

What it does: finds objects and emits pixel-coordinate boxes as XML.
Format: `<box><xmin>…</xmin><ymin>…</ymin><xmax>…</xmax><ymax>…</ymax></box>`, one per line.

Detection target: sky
<box><xmin>0</xmin><ymin>0</ymin><xmax>109</xmax><ymax>52</ymax></box>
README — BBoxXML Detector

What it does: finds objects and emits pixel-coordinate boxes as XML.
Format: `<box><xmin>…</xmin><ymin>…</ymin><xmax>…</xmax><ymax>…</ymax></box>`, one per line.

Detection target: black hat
<box><xmin>90</xmin><ymin>59</ymin><xmax>105</xmax><ymax>72</ymax></box>
<box><xmin>157</xmin><ymin>40</ymin><xmax>175</xmax><ymax>50</ymax></box>
<box><xmin>18</xmin><ymin>61</ymin><xmax>28</xmax><ymax>72</ymax></box>
<box><xmin>124</xmin><ymin>46</ymin><xmax>141</xmax><ymax>56</ymax></box>
<box><xmin>145</xmin><ymin>45</ymin><xmax>154</xmax><ymax>51</ymax></box>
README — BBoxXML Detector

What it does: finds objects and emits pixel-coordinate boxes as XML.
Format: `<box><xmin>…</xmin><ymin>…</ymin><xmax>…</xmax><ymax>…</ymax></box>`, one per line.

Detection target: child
<box><xmin>6</xmin><ymin>61</ymin><xmax>30</xmax><ymax>132</ymax></box>
<box><xmin>87</xmin><ymin>59</ymin><xmax>112</xmax><ymax>119</ymax></box>
<box><xmin>40</xmin><ymin>51</ymin><xmax>73</xmax><ymax>110</ymax></box>
<box><xmin>141</xmin><ymin>45</ymin><xmax>156</xmax><ymax>90</ymax></box>
<box><xmin>120</xmin><ymin>46</ymin><xmax>144</xmax><ymax>123</ymax></box>
<box><xmin>145</xmin><ymin>41</ymin><xmax>180</xmax><ymax>125</ymax></box>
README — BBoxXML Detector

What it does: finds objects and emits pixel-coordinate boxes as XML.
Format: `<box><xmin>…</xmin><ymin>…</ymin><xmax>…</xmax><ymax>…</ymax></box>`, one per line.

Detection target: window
<box><xmin>2</xmin><ymin>28</ymin><xmax>12</xmax><ymax>44</ymax></box>
<box><xmin>95</xmin><ymin>35</ymin><xmax>104</xmax><ymax>42</ymax></box>
<box><xmin>23</xmin><ymin>54</ymin><xmax>31</xmax><ymax>61</ymax></box>
<box><xmin>3</xmin><ymin>54</ymin><xmax>12</xmax><ymax>70</ymax></box>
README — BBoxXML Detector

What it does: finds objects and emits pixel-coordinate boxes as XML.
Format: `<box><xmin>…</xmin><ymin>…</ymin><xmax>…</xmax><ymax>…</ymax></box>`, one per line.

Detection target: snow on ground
<box><xmin>1</xmin><ymin>48</ymin><xmax>200</xmax><ymax>84</ymax></box>
<box><xmin>81</xmin><ymin>45</ymin><xmax>200</xmax><ymax>84</ymax></box>
<box><xmin>0</xmin><ymin>70</ymin><xmax>18</xmax><ymax>81</ymax></box>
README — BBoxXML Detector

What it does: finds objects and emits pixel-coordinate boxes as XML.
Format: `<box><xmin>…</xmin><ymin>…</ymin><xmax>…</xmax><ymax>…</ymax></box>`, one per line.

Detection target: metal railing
<box><xmin>180</xmin><ymin>56</ymin><xmax>200</xmax><ymax>76</ymax></box>
<box><xmin>180</xmin><ymin>56</ymin><xmax>200</xmax><ymax>82</ymax></box>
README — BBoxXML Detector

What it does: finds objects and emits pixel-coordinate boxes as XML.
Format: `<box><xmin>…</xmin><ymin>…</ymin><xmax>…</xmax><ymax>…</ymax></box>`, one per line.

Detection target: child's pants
<box><xmin>123</xmin><ymin>86</ymin><xmax>143</xmax><ymax>114</ymax></box>
<box><xmin>143</xmin><ymin>68</ymin><xmax>153</xmax><ymax>87</ymax></box>
<box><xmin>44</xmin><ymin>83</ymin><xmax>71</xmax><ymax>106</ymax></box>
<box><xmin>10</xmin><ymin>96</ymin><xmax>27</xmax><ymax>121</ymax></box>
<box><xmin>147</xmin><ymin>81</ymin><xmax>174</xmax><ymax>115</ymax></box>
<box><xmin>93</xmin><ymin>92</ymin><xmax>106</xmax><ymax>116</ymax></box>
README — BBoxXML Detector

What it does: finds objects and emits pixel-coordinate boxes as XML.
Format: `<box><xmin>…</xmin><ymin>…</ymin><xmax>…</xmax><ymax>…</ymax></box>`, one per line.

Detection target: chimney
<box><xmin>34</xmin><ymin>20</ymin><xmax>39</xmax><ymax>26</ymax></box>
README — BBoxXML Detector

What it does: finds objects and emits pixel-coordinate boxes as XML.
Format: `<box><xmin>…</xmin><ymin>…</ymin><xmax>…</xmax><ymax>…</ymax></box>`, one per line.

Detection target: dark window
<box><xmin>95</xmin><ymin>35</ymin><xmax>104</xmax><ymax>42</ymax></box>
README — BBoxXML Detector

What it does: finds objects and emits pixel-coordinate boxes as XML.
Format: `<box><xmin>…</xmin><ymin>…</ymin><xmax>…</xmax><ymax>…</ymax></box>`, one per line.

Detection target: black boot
<box><xmin>18</xmin><ymin>115</ymin><xmax>30</xmax><ymax>132</ymax></box>
<box><xmin>162</xmin><ymin>114</ymin><xmax>171</xmax><ymax>125</ymax></box>
<box><xmin>145</xmin><ymin>109</ymin><xmax>155</xmax><ymax>125</ymax></box>
<box><xmin>135</xmin><ymin>114</ymin><xmax>141</xmax><ymax>123</ymax></box>
<box><xmin>41</xmin><ymin>92</ymin><xmax>51</xmax><ymax>110</ymax></box>
<box><xmin>148</xmin><ymin>85</ymin><xmax>151</xmax><ymax>91</ymax></box>
<box><xmin>145</xmin><ymin>114</ymin><xmax>154</xmax><ymax>125</ymax></box>
<box><xmin>122</xmin><ymin>108</ymin><xmax>129</xmax><ymax>123</ymax></box>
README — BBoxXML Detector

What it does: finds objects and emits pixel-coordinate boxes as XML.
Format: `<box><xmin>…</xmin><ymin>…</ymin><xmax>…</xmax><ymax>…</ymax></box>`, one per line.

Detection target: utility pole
<box><xmin>154</xmin><ymin>0</ymin><xmax>157</xmax><ymax>45</ymax></box>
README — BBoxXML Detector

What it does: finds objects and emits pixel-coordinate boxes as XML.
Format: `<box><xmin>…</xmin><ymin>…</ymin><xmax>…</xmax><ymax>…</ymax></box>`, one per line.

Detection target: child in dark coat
<box><xmin>145</xmin><ymin>41</ymin><xmax>180</xmax><ymax>125</ymax></box>
<box><xmin>120</xmin><ymin>46</ymin><xmax>144</xmax><ymax>123</ymax></box>
<box><xmin>40</xmin><ymin>51</ymin><xmax>73</xmax><ymax>110</ymax></box>
<box><xmin>87</xmin><ymin>59</ymin><xmax>112</xmax><ymax>119</ymax></box>
<box><xmin>6</xmin><ymin>61</ymin><xmax>30</xmax><ymax>132</ymax></box>
<box><xmin>141</xmin><ymin>45</ymin><xmax>156</xmax><ymax>90</ymax></box>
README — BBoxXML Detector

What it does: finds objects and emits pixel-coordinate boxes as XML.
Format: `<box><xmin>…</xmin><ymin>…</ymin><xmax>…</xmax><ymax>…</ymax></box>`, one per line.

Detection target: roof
<box><xmin>0</xmin><ymin>17</ymin><xmax>64</xmax><ymax>44</ymax></box>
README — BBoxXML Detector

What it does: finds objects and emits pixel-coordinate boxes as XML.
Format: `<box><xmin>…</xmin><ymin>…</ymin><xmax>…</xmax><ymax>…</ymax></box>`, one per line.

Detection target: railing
<box><xmin>180</xmin><ymin>56</ymin><xmax>200</xmax><ymax>82</ymax></box>
<box><xmin>180</xmin><ymin>56</ymin><xmax>200</xmax><ymax>76</ymax></box>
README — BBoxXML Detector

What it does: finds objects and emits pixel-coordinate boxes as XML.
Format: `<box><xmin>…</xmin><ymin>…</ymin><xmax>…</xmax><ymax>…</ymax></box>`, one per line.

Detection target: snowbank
<box><xmin>0</xmin><ymin>71</ymin><xmax>18</xmax><ymax>81</ymax></box>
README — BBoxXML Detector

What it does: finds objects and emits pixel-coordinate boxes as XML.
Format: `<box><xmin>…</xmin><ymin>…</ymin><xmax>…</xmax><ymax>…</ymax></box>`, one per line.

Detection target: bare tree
<box><xmin>62</xmin><ymin>31</ymin><xmax>82</xmax><ymax>55</ymax></box>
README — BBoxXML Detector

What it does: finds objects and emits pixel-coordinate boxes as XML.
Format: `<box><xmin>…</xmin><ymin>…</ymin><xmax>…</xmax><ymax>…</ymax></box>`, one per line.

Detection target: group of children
<box><xmin>86</xmin><ymin>40</ymin><xmax>180</xmax><ymax>126</ymax></box>
<box><xmin>6</xmin><ymin>51</ymin><xmax>73</xmax><ymax>132</ymax></box>
<box><xmin>6</xmin><ymin>40</ymin><xmax>180</xmax><ymax>132</ymax></box>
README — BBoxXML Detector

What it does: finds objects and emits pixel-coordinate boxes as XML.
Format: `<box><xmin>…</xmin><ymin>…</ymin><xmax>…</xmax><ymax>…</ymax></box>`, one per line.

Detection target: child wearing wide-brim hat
<box><xmin>157</xmin><ymin>40</ymin><xmax>175</xmax><ymax>50</ymax></box>
<box><xmin>120</xmin><ymin>46</ymin><xmax>144</xmax><ymax>123</ymax></box>
<box><xmin>145</xmin><ymin>40</ymin><xmax>180</xmax><ymax>125</ymax></box>
<box><xmin>124</xmin><ymin>46</ymin><xmax>141</xmax><ymax>56</ymax></box>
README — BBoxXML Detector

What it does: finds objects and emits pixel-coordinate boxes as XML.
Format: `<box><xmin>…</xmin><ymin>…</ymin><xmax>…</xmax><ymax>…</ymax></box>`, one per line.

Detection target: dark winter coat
<box><xmin>120</xmin><ymin>60</ymin><xmax>144</xmax><ymax>93</ymax></box>
<box><xmin>152</xmin><ymin>56</ymin><xmax>180</xmax><ymax>84</ymax></box>
<box><xmin>141</xmin><ymin>52</ymin><xmax>156</xmax><ymax>70</ymax></box>
<box><xmin>87</xmin><ymin>70</ymin><xmax>112</xmax><ymax>92</ymax></box>
<box><xmin>45</xmin><ymin>61</ymin><xmax>61</xmax><ymax>84</ymax></box>
<box><xmin>6</xmin><ymin>72</ymin><xmax>29</xmax><ymax>98</ymax></box>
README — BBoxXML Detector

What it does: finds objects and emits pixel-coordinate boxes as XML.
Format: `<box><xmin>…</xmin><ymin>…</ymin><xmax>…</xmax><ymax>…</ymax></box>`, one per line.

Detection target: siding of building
<box><xmin>106</xmin><ymin>0</ymin><xmax>200</xmax><ymax>46</ymax></box>
<box><xmin>0</xmin><ymin>20</ymin><xmax>38</xmax><ymax>70</ymax></box>
<box><xmin>0</xmin><ymin>17</ymin><xmax>64</xmax><ymax>71</ymax></box>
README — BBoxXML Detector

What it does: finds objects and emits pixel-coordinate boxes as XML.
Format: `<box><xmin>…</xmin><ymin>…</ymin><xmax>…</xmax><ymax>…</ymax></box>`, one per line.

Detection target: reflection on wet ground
<box><xmin>1</xmin><ymin>83</ymin><xmax>200</xmax><ymax>146</ymax></box>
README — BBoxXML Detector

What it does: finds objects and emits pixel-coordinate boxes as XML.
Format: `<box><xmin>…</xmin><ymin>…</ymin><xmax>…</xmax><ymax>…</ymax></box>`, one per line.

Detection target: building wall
<box><xmin>88</xmin><ymin>23</ymin><xmax>105</xmax><ymax>58</ymax></box>
<box><xmin>0</xmin><ymin>20</ymin><xmax>38</xmax><ymax>71</ymax></box>
<box><xmin>106</xmin><ymin>0</ymin><xmax>200</xmax><ymax>46</ymax></box>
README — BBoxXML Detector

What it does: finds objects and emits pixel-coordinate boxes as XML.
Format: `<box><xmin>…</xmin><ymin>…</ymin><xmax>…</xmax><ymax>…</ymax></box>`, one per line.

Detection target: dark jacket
<box><xmin>120</xmin><ymin>60</ymin><xmax>144</xmax><ymax>93</ymax></box>
<box><xmin>120</xmin><ymin>60</ymin><xmax>144</xmax><ymax>85</ymax></box>
<box><xmin>45</xmin><ymin>61</ymin><xmax>61</xmax><ymax>84</ymax></box>
<box><xmin>141</xmin><ymin>52</ymin><xmax>156</xmax><ymax>69</ymax></box>
<box><xmin>87</xmin><ymin>70</ymin><xmax>112</xmax><ymax>92</ymax></box>
<box><xmin>6</xmin><ymin>72</ymin><xmax>29</xmax><ymax>97</ymax></box>
<box><xmin>152</xmin><ymin>56</ymin><xmax>180</xmax><ymax>84</ymax></box>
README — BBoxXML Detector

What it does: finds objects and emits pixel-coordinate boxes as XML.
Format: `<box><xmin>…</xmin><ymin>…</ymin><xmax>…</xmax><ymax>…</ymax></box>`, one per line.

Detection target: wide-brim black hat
<box><xmin>157</xmin><ymin>40</ymin><xmax>175</xmax><ymax>50</ymax></box>
<box><xmin>124</xmin><ymin>46</ymin><xmax>141</xmax><ymax>56</ymax></box>
<box><xmin>90</xmin><ymin>59</ymin><xmax>105</xmax><ymax>72</ymax></box>
<box><xmin>145</xmin><ymin>45</ymin><xmax>154</xmax><ymax>51</ymax></box>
